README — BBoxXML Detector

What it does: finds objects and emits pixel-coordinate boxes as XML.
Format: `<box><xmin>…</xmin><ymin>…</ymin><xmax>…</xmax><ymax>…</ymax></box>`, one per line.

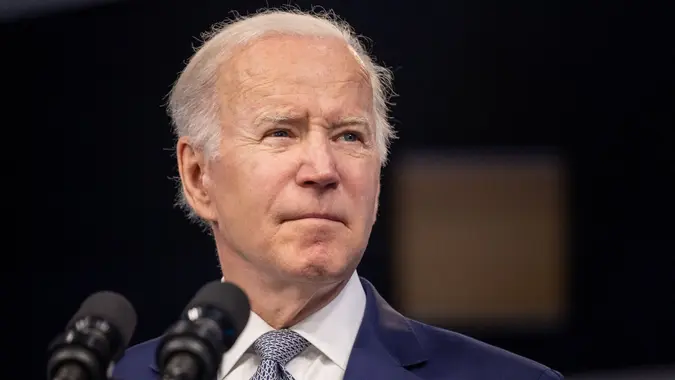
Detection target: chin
<box><xmin>282</xmin><ymin>244</ymin><xmax>357</xmax><ymax>283</ymax></box>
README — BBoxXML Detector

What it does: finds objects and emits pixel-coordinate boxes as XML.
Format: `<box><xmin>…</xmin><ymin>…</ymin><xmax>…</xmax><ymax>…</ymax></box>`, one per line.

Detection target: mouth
<box><xmin>283</xmin><ymin>213</ymin><xmax>345</xmax><ymax>224</ymax></box>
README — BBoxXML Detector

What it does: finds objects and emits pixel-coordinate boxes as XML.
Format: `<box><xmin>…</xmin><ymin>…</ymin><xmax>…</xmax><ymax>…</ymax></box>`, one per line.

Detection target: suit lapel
<box><xmin>345</xmin><ymin>347</ymin><xmax>424</xmax><ymax>380</ymax></box>
<box><xmin>344</xmin><ymin>278</ymin><xmax>428</xmax><ymax>380</ymax></box>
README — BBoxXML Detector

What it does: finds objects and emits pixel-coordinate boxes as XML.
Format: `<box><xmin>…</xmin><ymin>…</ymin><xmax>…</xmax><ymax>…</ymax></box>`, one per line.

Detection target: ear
<box><xmin>176</xmin><ymin>136</ymin><xmax>218</xmax><ymax>222</ymax></box>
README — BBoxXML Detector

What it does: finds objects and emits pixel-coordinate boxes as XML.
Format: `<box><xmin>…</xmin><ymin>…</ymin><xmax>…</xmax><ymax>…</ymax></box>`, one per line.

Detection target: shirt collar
<box><xmin>292</xmin><ymin>270</ymin><xmax>366</xmax><ymax>369</ymax></box>
<box><xmin>218</xmin><ymin>310</ymin><xmax>273</xmax><ymax>378</ymax></box>
<box><xmin>218</xmin><ymin>271</ymin><xmax>366</xmax><ymax>377</ymax></box>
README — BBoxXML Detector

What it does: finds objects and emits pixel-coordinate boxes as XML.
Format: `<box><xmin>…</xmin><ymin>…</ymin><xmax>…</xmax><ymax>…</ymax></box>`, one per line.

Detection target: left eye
<box><xmin>340</xmin><ymin>132</ymin><xmax>360</xmax><ymax>142</ymax></box>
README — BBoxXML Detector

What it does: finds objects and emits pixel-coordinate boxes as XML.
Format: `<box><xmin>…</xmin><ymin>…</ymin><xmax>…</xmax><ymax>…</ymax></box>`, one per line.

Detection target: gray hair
<box><xmin>167</xmin><ymin>8</ymin><xmax>396</xmax><ymax>224</ymax></box>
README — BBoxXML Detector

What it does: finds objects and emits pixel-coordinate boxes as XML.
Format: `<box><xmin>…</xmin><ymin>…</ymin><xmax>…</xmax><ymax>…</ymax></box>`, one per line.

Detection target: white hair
<box><xmin>167</xmin><ymin>8</ymin><xmax>396</xmax><ymax>224</ymax></box>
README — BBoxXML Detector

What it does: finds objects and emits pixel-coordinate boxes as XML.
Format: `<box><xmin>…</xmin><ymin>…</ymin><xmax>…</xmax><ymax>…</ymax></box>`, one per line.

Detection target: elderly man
<box><xmin>113</xmin><ymin>9</ymin><xmax>563</xmax><ymax>380</ymax></box>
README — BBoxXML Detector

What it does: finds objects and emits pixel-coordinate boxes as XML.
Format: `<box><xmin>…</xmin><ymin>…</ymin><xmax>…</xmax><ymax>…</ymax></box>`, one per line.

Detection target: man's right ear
<box><xmin>176</xmin><ymin>137</ymin><xmax>218</xmax><ymax>222</ymax></box>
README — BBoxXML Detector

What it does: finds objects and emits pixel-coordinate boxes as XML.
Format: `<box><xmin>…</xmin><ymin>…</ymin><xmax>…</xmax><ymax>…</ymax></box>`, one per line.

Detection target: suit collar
<box><xmin>342</xmin><ymin>277</ymin><xmax>427</xmax><ymax>380</ymax></box>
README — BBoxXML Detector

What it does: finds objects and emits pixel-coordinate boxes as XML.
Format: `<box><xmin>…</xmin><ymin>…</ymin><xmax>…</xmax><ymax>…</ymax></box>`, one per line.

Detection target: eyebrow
<box><xmin>254</xmin><ymin>112</ymin><xmax>371</xmax><ymax>131</ymax></box>
<box><xmin>334</xmin><ymin>116</ymin><xmax>370</xmax><ymax>130</ymax></box>
<box><xmin>254</xmin><ymin>112</ymin><xmax>307</xmax><ymax>127</ymax></box>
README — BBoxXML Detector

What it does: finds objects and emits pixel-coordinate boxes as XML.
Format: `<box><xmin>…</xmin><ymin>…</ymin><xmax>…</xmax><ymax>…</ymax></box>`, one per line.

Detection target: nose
<box><xmin>295</xmin><ymin>138</ymin><xmax>339</xmax><ymax>191</ymax></box>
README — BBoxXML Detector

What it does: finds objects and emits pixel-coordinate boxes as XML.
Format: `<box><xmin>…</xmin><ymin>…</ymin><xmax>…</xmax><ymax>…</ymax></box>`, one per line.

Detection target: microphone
<box><xmin>46</xmin><ymin>291</ymin><xmax>138</xmax><ymax>380</ymax></box>
<box><xmin>155</xmin><ymin>281</ymin><xmax>250</xmax><ymax>380</ymax></box>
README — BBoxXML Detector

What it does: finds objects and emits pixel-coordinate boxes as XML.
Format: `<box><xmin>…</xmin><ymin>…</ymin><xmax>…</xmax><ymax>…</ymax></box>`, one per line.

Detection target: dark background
<box><xmin>3</xmin><ymin>0</ymin><xmax>673</xmax><ymax>378</ymax></box>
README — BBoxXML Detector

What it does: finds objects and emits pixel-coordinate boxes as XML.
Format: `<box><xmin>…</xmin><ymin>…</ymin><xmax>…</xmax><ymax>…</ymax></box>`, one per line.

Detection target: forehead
<box><xmin>217</xmin><ymin>35</ymin><xmax>372</xmax><ymax>109</ymax></box>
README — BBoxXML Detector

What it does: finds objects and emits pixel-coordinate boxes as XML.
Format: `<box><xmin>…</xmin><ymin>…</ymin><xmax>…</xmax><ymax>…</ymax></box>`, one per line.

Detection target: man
<box><xmin>113</xmin><ymin>8</ymin><xmax>563</xmax><ymax>380</ymax></box>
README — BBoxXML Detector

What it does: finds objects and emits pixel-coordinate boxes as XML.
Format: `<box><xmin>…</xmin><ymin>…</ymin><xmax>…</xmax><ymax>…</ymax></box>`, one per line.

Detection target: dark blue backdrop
<box><xmin>4</xmin><ymin>0</ymin><xmax>673</xmax><ymax>379</ymax></box>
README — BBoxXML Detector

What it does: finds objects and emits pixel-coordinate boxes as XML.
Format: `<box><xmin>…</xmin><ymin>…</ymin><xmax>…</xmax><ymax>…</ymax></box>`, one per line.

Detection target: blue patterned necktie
<box><xmin>250</xmin><ymin>329</ymin><xmax>310</xmax><ymax>380</ymax></box>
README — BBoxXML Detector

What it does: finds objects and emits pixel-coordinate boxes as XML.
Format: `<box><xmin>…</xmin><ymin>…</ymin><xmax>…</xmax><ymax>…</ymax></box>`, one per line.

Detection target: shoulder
<box><xmin>112</xmin><ymin>337</ymin><xmax>161</xmax><ymax>380</ymax></box>
<box><xmin>408</xmin><ymin>319</ymin><xmax>563</xmax><ymax>379</ymax></box>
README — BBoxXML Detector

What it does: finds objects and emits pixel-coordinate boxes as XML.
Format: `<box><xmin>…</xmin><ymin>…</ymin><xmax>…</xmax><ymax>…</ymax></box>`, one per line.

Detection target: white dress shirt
<box><xmin>217</xmin><ymin>271</ymin><xmax>366</xmax><ymax>380</ymax></box>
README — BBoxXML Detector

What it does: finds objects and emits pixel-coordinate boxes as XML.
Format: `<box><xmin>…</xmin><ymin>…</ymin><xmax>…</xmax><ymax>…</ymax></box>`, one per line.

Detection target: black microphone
<box><xmin>156</xmin><ymin>281</ymin><xmax>250</xmax><ymax>380</ymax></box>
<box><xmin>46</xmin><ymin>291</ymin><xmax>138</xmax><ymax>380</ymax></box>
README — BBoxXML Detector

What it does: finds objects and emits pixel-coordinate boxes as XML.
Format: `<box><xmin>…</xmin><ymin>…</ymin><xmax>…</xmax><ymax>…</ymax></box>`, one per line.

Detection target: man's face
<box><xmin>200</xmin><ymin>35</ymin><xmax>381</xmax><ymax>282</ymax></box>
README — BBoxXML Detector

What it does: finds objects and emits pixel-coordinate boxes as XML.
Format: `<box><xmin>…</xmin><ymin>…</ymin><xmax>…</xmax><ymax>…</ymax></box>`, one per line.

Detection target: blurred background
<box><xmin>5</xmin><ymin>0</ymin><xmax>673</xmax><ymax>378</ymax></box>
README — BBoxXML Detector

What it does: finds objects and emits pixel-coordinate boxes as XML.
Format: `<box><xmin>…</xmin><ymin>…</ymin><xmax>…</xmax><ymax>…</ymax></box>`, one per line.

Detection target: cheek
<box><xmin>216</xmin><ymin>154</ymin><xmax>287</xmax><ymax>212</ymax></box>
<box><xmin>206</xmin><ymin>158</ymin><xmax>252</xmax><ymax>210</ymax></box>
<box><xmin>345</xmin><ymin>164</ymin><xmax>380</xmax><ymax>207</ymax></box>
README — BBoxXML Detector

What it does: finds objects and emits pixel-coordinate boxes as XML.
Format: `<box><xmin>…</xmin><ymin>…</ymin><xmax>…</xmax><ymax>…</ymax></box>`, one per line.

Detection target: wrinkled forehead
<box><xmin>216</xmin><ymin>34</ymin><xmax>372</xmax><ymax>104</ymax></box>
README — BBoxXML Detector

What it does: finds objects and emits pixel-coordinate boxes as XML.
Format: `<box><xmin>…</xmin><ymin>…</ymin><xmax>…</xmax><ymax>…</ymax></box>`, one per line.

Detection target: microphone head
<box><xmin>183</xmin><ymin>281</ymin><xmax>250</xmax><ymax>337</ymax></box>
<box><xmin>68</xmin><ymin>291</ymin><xmax>138</xmax><ymax>347</ymax></box>
<box><xmin>156</xmin><ymin>281</ymin><xmax>250</xmax><ymax>380</ymax></box>
<box><xmin>48</xmin><ymin>291</ymin><xmax>137</xmax><ymax>380</ymax></box>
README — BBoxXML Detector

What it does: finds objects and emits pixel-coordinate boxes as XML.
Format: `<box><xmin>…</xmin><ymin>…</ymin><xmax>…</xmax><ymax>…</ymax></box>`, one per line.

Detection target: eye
<box><xmin>339</xmin><ymin>131</ymin><xmax>362</xmax><ymax>143</ymax></box>
<box><xmin>268</xmin><ymin>129</ymin><xmax>292</xmax><ymax>138</ymax></box>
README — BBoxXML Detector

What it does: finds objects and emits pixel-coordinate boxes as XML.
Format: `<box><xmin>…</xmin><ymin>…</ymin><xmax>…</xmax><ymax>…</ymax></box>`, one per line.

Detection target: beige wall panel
<box><xmin>393</xmin><ymin>153</ymin><xmax>567</xmax><ymax>326</ymax></box>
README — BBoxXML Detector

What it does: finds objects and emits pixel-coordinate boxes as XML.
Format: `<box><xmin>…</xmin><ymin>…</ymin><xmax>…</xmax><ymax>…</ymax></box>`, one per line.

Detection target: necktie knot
<box><xmin>252</xmin><ymin>329</ymin><xmax>310</xmax><ymax>366</ymax></box>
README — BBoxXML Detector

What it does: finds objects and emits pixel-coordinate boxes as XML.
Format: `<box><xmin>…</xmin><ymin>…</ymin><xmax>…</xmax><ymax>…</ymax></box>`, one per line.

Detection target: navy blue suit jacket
<box><xmin>113</xmin><ymin>278</ymin><xmax>563</xmax><ymax>380</ymax></box>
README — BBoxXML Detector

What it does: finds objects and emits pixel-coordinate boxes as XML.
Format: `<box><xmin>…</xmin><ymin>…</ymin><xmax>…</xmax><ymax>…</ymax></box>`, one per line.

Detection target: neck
<box><xmin>217</xmin><ymin>248</ymin><xmax>351</xmax><ymax>329</ymax></box>
<box><xmin>250</xmin><ymin>276</ymin><xmax>348</xmax><ymax>329</ymax></box>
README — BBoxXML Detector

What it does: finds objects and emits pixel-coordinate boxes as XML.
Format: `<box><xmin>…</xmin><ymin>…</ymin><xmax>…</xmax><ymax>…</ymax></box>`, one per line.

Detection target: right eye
<box><xmin>268</xmin><ymin>129</ymin><xmax>292</xmax><ymax>138</ymax></box>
